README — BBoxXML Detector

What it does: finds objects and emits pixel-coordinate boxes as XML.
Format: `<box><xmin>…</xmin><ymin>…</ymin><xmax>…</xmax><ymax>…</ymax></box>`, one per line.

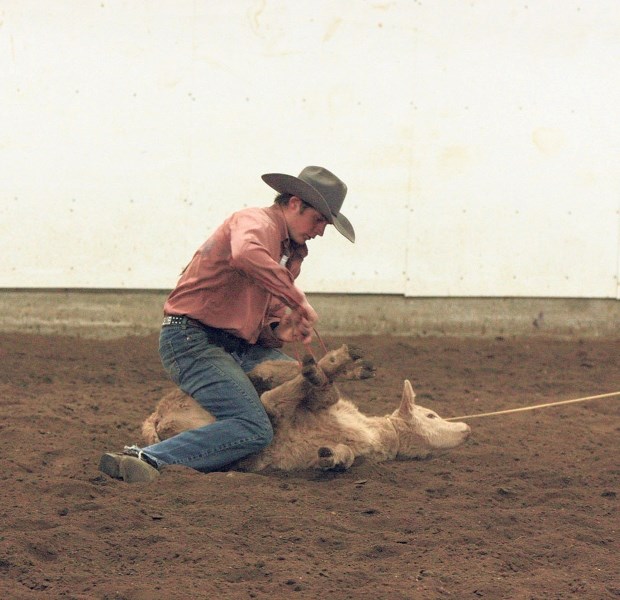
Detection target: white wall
<box><xmin>1</xmin><ymin>1</ymin><xmax>618</xmax><ymax>298</ymax></box>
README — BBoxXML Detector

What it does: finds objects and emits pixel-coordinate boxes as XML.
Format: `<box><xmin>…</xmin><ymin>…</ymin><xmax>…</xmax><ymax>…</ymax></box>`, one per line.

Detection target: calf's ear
<box><xmin>397</xmin><ymin>380</ymin><xmax>417</xmax><ymax>418</ymax></box>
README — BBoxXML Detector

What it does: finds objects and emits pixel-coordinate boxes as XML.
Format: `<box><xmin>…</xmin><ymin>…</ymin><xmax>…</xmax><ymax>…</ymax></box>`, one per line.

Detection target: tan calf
<box><xmin>142</xmin><ymin>345</ymin><xmax>471</xmax><ymax>472</ymax></box>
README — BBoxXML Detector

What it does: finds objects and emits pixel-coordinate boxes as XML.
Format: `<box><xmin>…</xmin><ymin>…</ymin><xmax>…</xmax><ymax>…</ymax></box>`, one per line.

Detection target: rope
<box><xmin>313</xmin><ymin>327</ymin><xmax>329</xmax><ymax>355</ymax></box>
<box><xmin>447</xmin><ymin>390</ymin><xmax>620</xmax><ymax>421</ymax></box>
<box><xmin>292</xmin><ymin>327</ymin><xmax>329</xmax><ymax>367</ymax></box>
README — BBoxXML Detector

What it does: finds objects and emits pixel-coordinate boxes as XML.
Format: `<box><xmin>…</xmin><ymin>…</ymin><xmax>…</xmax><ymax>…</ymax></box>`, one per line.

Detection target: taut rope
<box><xmin>447</xmin><ymin>391</ymin><xmax>620</xmax><ymax>421</ymax></box>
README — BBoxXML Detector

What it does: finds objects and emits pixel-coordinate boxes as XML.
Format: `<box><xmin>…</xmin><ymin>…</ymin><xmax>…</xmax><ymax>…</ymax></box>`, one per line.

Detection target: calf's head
<box><xmin>389</xmin><ymin>380</ymin><xmax>471</xmax><ymax>458</ymax></box>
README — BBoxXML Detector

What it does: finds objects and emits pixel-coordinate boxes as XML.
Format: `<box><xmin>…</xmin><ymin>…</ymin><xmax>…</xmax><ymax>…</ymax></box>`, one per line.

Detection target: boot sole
<box><xmin>99</xmin><ymin>453</ymin><xmax>123</xmax><ymax>479</ymax></box>
<box><xmin>99</xmin><ymin>453</ymin><xmax>159</xmax><ymax>483</ymax></box>
<box><xmin>119</xmin><ymin>456</ymin><xmax>160</xmax><ymax>483</ymax></box>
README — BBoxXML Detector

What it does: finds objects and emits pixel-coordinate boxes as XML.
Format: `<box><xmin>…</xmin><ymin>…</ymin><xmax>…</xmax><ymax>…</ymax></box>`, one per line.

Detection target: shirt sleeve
<box><xmin>228</xmin><ymin>211</ymin><xmax>307</xmax><ymax>310</ymax></box>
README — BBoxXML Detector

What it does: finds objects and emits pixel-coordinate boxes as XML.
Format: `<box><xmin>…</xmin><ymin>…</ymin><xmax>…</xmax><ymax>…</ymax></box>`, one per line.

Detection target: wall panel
<box><xmin>1</xmin><ymin>1</ymin><xmax>618</xmax><ymax>297</ymax></box>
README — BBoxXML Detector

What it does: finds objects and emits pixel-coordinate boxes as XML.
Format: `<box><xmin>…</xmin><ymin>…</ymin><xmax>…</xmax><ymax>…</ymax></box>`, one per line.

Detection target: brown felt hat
<box><xmin>262</xmin><ymin>166</ymin><xmax>355</xmax><ymax>243</ymax></box>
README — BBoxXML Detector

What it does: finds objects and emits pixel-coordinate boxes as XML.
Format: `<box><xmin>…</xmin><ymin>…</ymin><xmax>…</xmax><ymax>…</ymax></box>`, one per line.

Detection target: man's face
<box><xmin>285</xmin><ymin>197</ymin><xmax>329</xmax><ymax>244</ymax></box>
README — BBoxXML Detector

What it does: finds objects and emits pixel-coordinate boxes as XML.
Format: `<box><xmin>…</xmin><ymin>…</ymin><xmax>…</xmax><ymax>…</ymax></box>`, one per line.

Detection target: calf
<box><xmin>142</xmin><ymin>345</ymin><xmax>471</xmax><ymax>472</ymax></box>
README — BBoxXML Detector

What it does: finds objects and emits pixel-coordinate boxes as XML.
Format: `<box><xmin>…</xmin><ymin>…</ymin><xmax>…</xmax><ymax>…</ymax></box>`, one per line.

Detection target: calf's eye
<box><xmin>426</xmin><ymin>413</ymin><xmax>437</xmax><ymax>419</ymax></box>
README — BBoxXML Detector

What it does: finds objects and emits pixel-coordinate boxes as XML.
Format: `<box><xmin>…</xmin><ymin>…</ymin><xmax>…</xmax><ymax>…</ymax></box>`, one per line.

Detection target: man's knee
<box><xmin>249</xmin><ymin>418</ymin><xmax>273</xmax><ymax>450</ymax></box>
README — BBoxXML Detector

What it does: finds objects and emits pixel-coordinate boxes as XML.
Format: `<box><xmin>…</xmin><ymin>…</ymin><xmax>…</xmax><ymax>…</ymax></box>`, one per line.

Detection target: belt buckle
<box><xmin>162</xmin><ymin>315</ymin><xmax>180</xmax><ymax>326</ymax></box>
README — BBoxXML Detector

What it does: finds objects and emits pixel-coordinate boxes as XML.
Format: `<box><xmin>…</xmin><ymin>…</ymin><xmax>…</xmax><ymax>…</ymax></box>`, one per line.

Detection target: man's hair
<box><xmin>273</xmin><ymin>193</ymin><xmax>311</xmax><ymax>212</ymax></box>
<box><xmin>273</xmin><ymin>192</ymin><xmax>293</xmax><ymax>206</ymax></box>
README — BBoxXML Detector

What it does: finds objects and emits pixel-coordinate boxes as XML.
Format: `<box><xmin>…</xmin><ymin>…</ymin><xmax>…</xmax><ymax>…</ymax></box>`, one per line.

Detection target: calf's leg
<box><xmin>318</xmin><ymin>444</ymin><xmax>356</xmax><ymax>471</ymax></box>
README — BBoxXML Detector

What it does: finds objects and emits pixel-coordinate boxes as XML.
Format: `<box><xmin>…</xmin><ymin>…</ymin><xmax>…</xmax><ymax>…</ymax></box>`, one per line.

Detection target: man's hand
<box><xmin>275</xmin><ymin>303</ymin><xmax>318</xmax><ymax>345</ymax></box>
<box><xmin>298</xmin><ymin>300</ymin><xmax>318</xmax><ymax>326</ymax></box>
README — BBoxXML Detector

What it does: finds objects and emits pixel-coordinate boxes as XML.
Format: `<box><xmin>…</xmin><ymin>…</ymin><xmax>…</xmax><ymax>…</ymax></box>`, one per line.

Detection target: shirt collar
<box><xmin>266</xmin><ymin>205</ymin><xmax>308</xmax><ymax>258</ymax></box>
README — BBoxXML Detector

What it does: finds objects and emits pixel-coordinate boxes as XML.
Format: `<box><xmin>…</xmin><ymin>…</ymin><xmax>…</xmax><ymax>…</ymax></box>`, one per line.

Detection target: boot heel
<box><xmin>99</xmin><ymin>453</ymin><xmax>123</xmax><ymax>479</ymax></box>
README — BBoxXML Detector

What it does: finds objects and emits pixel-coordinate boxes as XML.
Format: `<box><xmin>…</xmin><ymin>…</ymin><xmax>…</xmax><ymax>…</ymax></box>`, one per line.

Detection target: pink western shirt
<box><xmin>163</xmin><ymin>205</ymin><xmax>308</xmax><ymax>344</ymax></box>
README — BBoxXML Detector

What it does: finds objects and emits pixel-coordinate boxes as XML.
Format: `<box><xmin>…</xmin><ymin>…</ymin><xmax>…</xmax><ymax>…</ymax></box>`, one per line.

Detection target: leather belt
<box><xmin>162</xmin><ymin>315</ymin><xmax>249</xmax><ymax>354</ymax></box>
<box><xmin>162</xmin><ymin>315</ymin><xmax>190</xmax><ymax>327</ymax></box>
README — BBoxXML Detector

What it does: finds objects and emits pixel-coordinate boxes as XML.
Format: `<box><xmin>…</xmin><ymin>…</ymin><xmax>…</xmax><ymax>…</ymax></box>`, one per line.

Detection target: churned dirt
<box><xmin>0</xmin><ymin>332</ymin><xmax>618</xmax><ymax>599</ymax></box>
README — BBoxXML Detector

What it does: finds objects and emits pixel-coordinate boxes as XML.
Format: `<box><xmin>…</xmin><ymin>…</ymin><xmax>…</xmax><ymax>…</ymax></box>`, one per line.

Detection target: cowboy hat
<box><xmin>262</xmin><ymin>166</ymin><xmax>355</xmax><ymax>242</ymax></box>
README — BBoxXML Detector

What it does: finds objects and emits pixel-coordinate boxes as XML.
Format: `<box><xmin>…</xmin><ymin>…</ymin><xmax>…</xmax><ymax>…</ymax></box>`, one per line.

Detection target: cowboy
<box><xmin>99</xmin><ymin>166</ymin><xmax>355</xmax><ymax>482</ymax></box>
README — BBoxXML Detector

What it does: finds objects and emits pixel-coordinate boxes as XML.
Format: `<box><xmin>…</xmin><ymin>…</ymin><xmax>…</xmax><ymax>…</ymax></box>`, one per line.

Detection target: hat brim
<box><xmin>262</xmin><ymin>173</ymin><xmax>355</xmax><ymax>243</ymax></box>
<box><xmin>332</xmin><ymin>212</ymin><xmax>355</xmax><ymax>243</ymax></box>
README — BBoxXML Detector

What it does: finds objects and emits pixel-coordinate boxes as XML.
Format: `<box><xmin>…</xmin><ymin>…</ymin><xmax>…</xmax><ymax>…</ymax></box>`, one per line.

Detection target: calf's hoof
<box><xmin>347</xmin><ymin>345</ymin><xmax>364</xmax><ymax>361</ymax></box>
<box><xmin>317</xmin><ymin>447</ymin><xmax>348</xmax><ymax>471</ymax></box>
<box><xmin>346</xmin><ymin>359</ymin><xmax>376</xmax><ymax>380</ymax></box>
<box><xmin>318</xmin><ymin>446</ymin><xmax>335</xmax><ymax>469</ymax></box>
<box><xmin>302</xmin><ymin>356</ymin><xmax>327</xmax><ymax>386</ymax></box>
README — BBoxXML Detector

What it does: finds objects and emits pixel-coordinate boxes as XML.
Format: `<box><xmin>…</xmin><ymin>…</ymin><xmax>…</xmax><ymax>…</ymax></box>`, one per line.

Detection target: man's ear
<box><xmin>288</xmin><ymin>196</ymin><xmax>303</xmax><ymax>211</ymax></box>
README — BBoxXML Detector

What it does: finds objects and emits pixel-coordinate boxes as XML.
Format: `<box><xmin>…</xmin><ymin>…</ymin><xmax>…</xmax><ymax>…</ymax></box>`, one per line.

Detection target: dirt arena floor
<box><xmin>1</xmin><ymin>332</ymin><xmax>618</xmax><ymax>599</ymax></box>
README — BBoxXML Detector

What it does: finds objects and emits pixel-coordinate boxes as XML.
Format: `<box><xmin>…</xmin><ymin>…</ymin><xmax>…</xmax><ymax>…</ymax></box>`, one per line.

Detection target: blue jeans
<box><xmin>142</xmin><ymin>319</ymin><xmax>294</xmax><ymax>472</ymax></box>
